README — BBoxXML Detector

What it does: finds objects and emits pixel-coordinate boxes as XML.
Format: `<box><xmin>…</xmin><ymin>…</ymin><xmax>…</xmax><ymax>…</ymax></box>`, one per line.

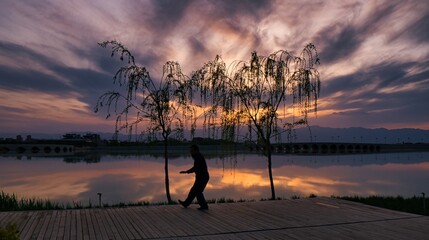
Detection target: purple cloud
<box><xmin>0</xmin><ymin>0</ymin><xmax>428</xmax><ymax>133</ymax></box>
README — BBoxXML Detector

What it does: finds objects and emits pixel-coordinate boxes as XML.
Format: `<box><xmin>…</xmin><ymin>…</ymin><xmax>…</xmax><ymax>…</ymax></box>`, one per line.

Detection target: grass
<box><xmin>0</xmin><ymin>191</ymin><xmax>183</xmax><ymax>211</ymax></box>
<box><xmin>0</xmin><ymin>191</ymin><xmax>101</xmax><ymax>211</ymax></box>
<box><xmin>0</xmin><ymin>191</ymin><xmax>65</xmax><ymax>211</ymax></box>
<box><xmin>0</xmin><ymin>223</ymin><xmax>19</xmax><ymax>240</ymax></box>
<box><xmin>2</xmin><ymin>191</ymin><xmax>428</xmax><ymax>216</ymax></box>
<box><xmin>336</xmin><ymin>195</ymin><xmax>428</xmax><ymax>216</ymax></box>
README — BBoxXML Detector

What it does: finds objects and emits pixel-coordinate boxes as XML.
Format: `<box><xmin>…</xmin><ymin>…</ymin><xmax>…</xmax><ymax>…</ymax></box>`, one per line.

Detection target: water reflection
<box><xmin>1</xmin><ymin>152</ymin><xmax>428</xmax><ymax>205</ymax></box>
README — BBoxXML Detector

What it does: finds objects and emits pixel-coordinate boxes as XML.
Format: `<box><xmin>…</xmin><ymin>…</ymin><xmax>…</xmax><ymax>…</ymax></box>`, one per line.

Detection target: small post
<box><xmin>422</xmin><ymin>192</ymin><xmax>426</xmax><ymax>214</ymax></box>
<box><xmin>97</xmin><ymin>192</ymin><xmax>102</xmax><ymax>208</ymax></box>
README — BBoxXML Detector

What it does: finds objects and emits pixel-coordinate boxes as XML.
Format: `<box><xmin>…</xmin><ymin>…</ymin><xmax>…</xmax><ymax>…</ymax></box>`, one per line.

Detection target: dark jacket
<box><xmin>187</xmin><ymin>152</ymin><xmax>209</xmax><ymax>180</ymax></box>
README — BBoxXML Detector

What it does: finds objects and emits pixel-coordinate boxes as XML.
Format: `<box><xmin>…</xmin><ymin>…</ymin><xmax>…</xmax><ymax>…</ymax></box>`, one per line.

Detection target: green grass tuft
<box><xmin>1</xmin><ymin>191</ymin><xmax>64</xmax><ymax>211</ymax></box>
<box><xmin>0</xmin><ymin>223</ymin><xmax>20</xmax><ymax>240</ymax></box>
<box><xmin>335</xmin><ymin>195</ymin><xmax>429</xmax><ymax>216</ymax></box>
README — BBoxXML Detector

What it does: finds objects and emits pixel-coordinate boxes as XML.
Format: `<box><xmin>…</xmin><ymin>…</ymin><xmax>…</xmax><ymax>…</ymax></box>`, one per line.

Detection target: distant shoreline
<box><xmin>1</xmin><ymin>142</ymin><xmax>429</xmax><ymax>157</ymax></box>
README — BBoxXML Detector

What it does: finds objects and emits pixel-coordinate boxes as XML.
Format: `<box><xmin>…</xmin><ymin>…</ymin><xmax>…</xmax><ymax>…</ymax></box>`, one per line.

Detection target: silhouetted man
<box><xmin>178</xmin><ymin>145</ymin><xmax>210</xmax><ymax>210</ymax></box>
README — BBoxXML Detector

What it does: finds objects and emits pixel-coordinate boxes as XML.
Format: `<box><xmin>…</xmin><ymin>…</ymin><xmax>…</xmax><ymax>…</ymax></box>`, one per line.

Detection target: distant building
<box><xmin>62</xmin><ymin>133</ymin><xmax>101</xmax><ymax>144</ymax></box>
<box><xmin>16</xmin><ymin>135</ymin><xmax>23</xmax><ymax>142</ymax></box>
<box><xmin>62</xmin><ymin>133</ymin><xmax>82</xmax><ymax>140</ymax></box>
<box><xmin>83</xmin><ymin>133</ymin><xmax>101</xmax><ymax>143</ymax></box>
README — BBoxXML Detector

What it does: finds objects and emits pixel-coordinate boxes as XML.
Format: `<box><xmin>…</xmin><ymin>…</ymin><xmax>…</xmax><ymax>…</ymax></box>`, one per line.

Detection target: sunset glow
<box><xmin>2</xmin><ymin>152</ymin><xmax>428</xmax><ymax>204</ymax></box>
<box><xmin>0</xmin><ymin>0</ymin><xmax>428</xmax><ymax>134</ymax></box>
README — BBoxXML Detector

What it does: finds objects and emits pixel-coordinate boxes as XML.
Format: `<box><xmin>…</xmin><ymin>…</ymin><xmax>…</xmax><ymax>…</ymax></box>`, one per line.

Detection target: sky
<box><xmin>0</xmin><ymin>0</ymin><xmax>428</xmax><ymax>135</ymax></box>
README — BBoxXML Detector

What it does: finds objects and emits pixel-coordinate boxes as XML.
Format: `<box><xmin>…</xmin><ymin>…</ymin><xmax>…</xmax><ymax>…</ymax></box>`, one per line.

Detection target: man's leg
<box><xmin>196</xmin><ymin>179</ymin><xmax>208</xmax><ymax>209</ymax></box>
<box><xmin>183</xmin><ymin>183</ymin><xmax>199</xmax><ymax>206</ymax></box>
<box><xmin>196</xmin><ymin>192</ymin><xmax>208</xmax><ymax>209</ymax></box>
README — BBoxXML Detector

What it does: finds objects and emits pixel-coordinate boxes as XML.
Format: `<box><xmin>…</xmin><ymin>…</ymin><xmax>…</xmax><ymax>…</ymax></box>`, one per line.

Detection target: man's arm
<box><xmin>180</xmin><ymin>167</ymin><xmax>195</xmax><ymax>174</ymax></box>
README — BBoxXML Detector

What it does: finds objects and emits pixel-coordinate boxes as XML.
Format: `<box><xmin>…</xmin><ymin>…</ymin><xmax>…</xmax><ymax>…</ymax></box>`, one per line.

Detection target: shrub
<box><xmin>0</xmin><ymin>223</ymin><xmax>19</xmax><ymax>240</ymax></box>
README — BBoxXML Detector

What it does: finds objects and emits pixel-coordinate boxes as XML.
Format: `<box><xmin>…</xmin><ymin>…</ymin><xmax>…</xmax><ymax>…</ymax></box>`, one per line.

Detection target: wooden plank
<box><xmin>199</xmin><ymin>206</ymin><xmax>244</xmax><ymax>233</ymax></box>
<box><xmin>215</xmin><ymin>203</ymin><xmax>274</xmax><ymax>234</ymax></box>
<box><xmin>135</xmin><ymin>206</ymin><xmax>171</xmax><ymax>238</ymax></box>
<box><xmin>0</xmin><ymin>212</ymin><xmax>8</xmax><ymax>225</ymax></box>
<box><xmin>56</xmin><ymin>210</ymin><xmax>67</xmax><ymax>240</ymax></box>
<box><xmin>20</xmin><ymin>211</ymin><xmax>39</xmax><ymax>240</ymax></box>
<box><xmin>107</xmin><ymin>208</ymin><xmax>129</xmax><ymax>240</ymax></box>
<box><xmin>9</xmin><ymin>212</ymin><xmax>30</xmax><ymax>237</ymax></box>
<box><xmin>140</xmin><ymin>206</ymin><xmax>186</xmax><ymax>237</ymax></box>
<box><xmin>0</xmin><ymin>212</ymin><xmax>17</xmax><ymax>226</ymax></box>
<box><xmin>35</xmin><ymin>211</ymin><xmax>52</xmax><ymax>240</ymax></box>
<box><xmin>101</xmin><ymin>208</ymin><xmax>122</xmax><ymax>240</ymax></box>
<box><xmin>48</xmin><ymin>210</ymin><xmax>61</xmax><ymax>240</ymax></box>
<box><xmin>113</xmin><ymin>207</ymin><xmax>137</xmax><ymax>239</ymax></box>
<box><xmin>5</xmin><ymin>211</ymin><xmax>22</xmax><ymax>227</ymax></box>
<box><xmin>226</xmin><ymin>203</ymin><xmax>283</xmax><ymax>229</ymax></box>
<box><xmin>123</xmin><ymin>206</ymin><xmax>153</xmax><ymax>239</ymax></box>
<box><xmin>80</xmin><ymin>209</ymin><xmax>89</xmax><ymax>240</ymax></box>
<box><xmin>160</xmin><ymin>206</ymin><xmax>212</xmax><ymax>236</ymax></box>
<box><xmin>65</xmin><ymin>210</ymin><xmax>72</xmax><ymax>239</ymax></box>
<box><xmin>1</xmin><ymin>198</ymin><xmax>429</xmax><ymax>239</ymax></box>
<box><xmin>123</xmin><ymin>207</ymin><xmax>145</xmax><ymax>238</ymax></box>
<box><xmin>91</xmin><ymin>209</ymin><xmax>109</xmax><ymax>240</ymax></box>
<box><xmin>91</xmin><ymin>210</ymin><xmax>104</xmax><ymax>240</ymax></box>
<box><xmin>76</xmin><ymin>209</ymin><xmax>83</xmax><ymax>240</ymax></box>
<box><xmin>155</xmin><ymin>206</ymin><xmax>206</xmax><ymax>237</ymax></box>
<box><xmin>130</xmin><ymin>206</ymin><xmax>162</xmax><ymax>239</ymax></box>
<box><xmin>85</xmin><ymin>209</ymin><xmax>97</xmax><ymax>240</ymax></box>
<box><xmin>27</xmin><ymin>211</ymin><xmax>48</xmax><ymax>239</ymax></box>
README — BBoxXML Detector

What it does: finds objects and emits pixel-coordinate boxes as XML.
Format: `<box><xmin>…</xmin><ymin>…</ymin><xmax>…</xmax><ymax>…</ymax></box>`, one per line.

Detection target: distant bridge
<box><xmin>0</xmin><ymin>144</ymin><xmax>75</xmax><ymax>156</ymax></box>
<box><xmin>250</xmin><ymin>142</ymin><xmax>429</xmax><ymax>154</ymax></box>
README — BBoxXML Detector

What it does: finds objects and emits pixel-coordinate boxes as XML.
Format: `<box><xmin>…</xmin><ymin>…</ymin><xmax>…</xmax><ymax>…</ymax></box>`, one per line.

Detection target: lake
<box><xmin>1</xmin><ymin>150</ymin><xmax>428</xmax><ymax>206</ymax></box>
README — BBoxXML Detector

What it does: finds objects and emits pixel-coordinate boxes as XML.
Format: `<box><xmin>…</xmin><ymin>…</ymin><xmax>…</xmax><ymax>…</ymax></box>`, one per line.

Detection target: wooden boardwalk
<box><xmin>1</xmin><ymin>197</ymin><xmax>428</xmax><ymax>239</ymax></box>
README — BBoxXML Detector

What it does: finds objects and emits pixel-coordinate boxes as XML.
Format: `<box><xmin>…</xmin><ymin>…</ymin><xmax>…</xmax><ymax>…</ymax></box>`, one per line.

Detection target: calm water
<box><xmin>1</xmin><ymin>151</ymin><xmax>428</xmax><ymax>205</ymax></box>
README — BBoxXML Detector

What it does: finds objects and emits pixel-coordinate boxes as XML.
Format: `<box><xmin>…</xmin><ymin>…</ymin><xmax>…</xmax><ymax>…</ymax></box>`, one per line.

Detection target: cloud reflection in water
<box><xmin>0</xmin><ymin>152</ymin><xmax>428</xmax><ymax>205</ymax></box>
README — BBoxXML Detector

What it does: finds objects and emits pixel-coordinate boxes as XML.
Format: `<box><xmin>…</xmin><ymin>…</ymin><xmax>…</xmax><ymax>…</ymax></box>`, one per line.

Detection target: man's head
<box><xmin>190</xmin><ymin>144</ymin><xmax>199</xmax><ymax>156</ymax></box>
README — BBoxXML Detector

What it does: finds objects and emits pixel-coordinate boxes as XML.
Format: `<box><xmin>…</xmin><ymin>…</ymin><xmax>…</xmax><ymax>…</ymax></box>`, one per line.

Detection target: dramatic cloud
<box><xmin>0</xmin><ymin>0</ymin><xmax>428</xmax><ymax>134</ymax></box>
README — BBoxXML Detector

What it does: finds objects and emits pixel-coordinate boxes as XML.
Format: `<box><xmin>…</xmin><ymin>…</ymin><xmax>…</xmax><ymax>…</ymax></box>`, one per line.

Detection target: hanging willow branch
<box><xmin>191</xmin><ymin>43</ymin><xmax>320</xmax><ymax>144</ymax></box>
<box><xmin>191</xmin><ymin>43</ymin><xmax>321</xmax><ymax>200</ymax></box>
<box><xmin>95</xmin><ymin>40</ymin><xmax>195</xmax><ymax>203</ymax></box>
<box><xmin>95</xmin><ymin>40</ymin><xmax>193</xmax><ymax>142</ymax></box>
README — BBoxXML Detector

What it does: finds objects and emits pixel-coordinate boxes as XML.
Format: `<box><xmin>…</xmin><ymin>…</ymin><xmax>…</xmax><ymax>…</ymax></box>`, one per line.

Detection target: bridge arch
<box><xmin>339</xmin><ymin>145</ymin><xmax>346</xmax><ymax>153</ymax></box>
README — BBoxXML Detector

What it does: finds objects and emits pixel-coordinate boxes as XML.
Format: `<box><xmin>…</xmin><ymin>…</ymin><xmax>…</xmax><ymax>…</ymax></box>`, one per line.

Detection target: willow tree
<box><xmin>191</xmin><ymin>44</ymin><xmax>321</xmax><ymax>200</ymax></box>
<box><xmin>95</xmin><ymin>41</ymin><xmax>193</xmax><ymax>203</ymax></box>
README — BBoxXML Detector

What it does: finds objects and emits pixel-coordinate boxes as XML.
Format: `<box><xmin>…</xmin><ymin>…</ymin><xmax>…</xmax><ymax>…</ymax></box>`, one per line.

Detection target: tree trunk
<box><xmin>266</xmin><ymin>141</ymin><xmax>276</xmax><ymax>200</ymax></box>
<box><xmin>164</xmin><ymin>139</ymin><xmax>172</xmax><ymax>203</ymax></box>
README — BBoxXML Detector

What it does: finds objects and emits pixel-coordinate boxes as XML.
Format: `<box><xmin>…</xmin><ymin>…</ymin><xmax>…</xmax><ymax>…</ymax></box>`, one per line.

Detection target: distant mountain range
<box><xmin>1</xmin><ymin>126</ymin><xmax>428</xmax><ymax>144</ymax></box>
<box><xmin>288</xmin><ymin>126</ymin><xmax>429</xmax><ymax>144</ymax></box>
